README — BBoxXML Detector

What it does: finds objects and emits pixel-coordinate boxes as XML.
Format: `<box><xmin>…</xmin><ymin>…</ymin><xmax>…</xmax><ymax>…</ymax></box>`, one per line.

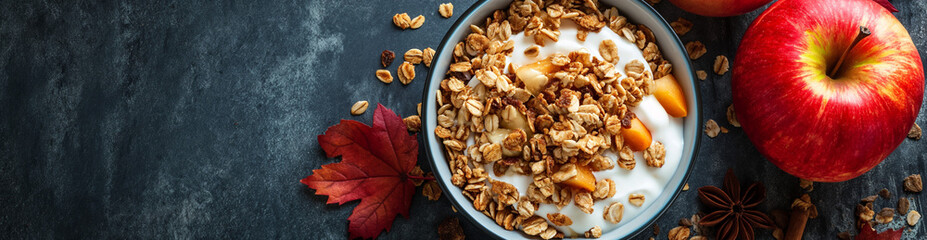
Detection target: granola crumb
<box><xmin>628</xmin><ymin>193</ymin><xmax>645</xmax><ymax>207</ymax></box>
<box><xmin>727</xmin><ymin>105</ymin><xmax>741</xmax><ymax>128</ymax></box>
<box><xmin>879</xmin><ymin>188</ymin><xmax>891</xmax><ymax>199</ymax></box>
<box><xmin>908</xmin><ymin>210</ymin><xmax>921</xmax><ymax>226</ymax></box>
<box><xmin>439</xmin><ymin>3</ymin><xmax>454</xmax><ymax>18</ymax></box>
<box><xmin>670</xmin><ymin>18</ymin><xmax>692</xmax><ymax>36</ymax></box>
<box><xmin>685</xmin><ymin>41</ymin><xmax>706</xmax><ymax>60</ymax></box>
<box><xmin>375</xmin><ymin>69</ymin><xmax>393</xmax><ymax>84</ymax></box>
<box><xmin>403</xmin><ymin>115</ymin><xmax>422</xmax><ymax>132</ymax></box>
<box><xmin>423</xmin><ymin>180</ymin><xmax>442</xmax><ymax>200</ymax></box>
<box><xmin>875</xmin><ymin>208</ymin><xmax>894</xmax><ymax>224</ymax></box>
<box><xmin>668</xmin><ymin>226</ymin><xmax>690</xmax><ymax>240</ymax></box>
<box><xmin>437</xmin><ymin>217</ymin><xmax>466</xmax><ymax>240</ymax></box>
<box><xmin>603</xmin><ymin>202</ymin><xmax>624</xmax><ymax>224</ymax></box>
<box><xmin>547</xmin><ymin>213</ymin><xmax>573</xmax><ymax>226</ymax></box>
<box><xmin>704</xmin><ymin>119</ymin><xmax>721</xmax><ymax>138</ymax></box>
<box><xmin>351</xmin><ymin>101</ymin><xmax>369</xmax><ymax>115</ymax></box>
<box><xmin>910</xmin><ymin>123</ymin><xmax>922</xmax><ymax>140</ymax></box>
<box><xmin>682</xmin><ymin>183</ymin><xmax>689</xmax><ymax>191</ymax></box>
<box><xmin>899</xmin><ymin>197</ymin><xmax>910</xmax><ymax>214</ymax></box>
<box><xmin>584</xmin><ymin>226</ymin><xmax>602</xmax><ymax>238</ymax></box>
<box><xmin>713</xmin><ymin>55</ymin><xmax>730</xmax><ymax>75</ymax></box>
<box><xmin>799</xmin><ymin>179</ymin><xmax>813</xmax><ymax>192</ymax></box>
<box><xmin>696</xmin><ymin>70</ymin><xmax>707</xmax><ymax>80</ymax></box>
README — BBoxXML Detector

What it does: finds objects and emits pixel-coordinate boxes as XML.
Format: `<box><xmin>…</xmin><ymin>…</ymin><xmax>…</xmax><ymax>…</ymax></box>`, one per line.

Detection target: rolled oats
<box><xmin>628</xmin><ymin>193</ymin><xmax>645</xmax><ymax>207</ymax></box>
<box><xmin>574</xmin><ymin>192</ymin><xmax>595</xmax><ymax>214</ymax></box>
<box><xmin>876</xmin><ymin>208</ymin><xmax>894</xmax><ymax>224</ymax></box>
<box><xmin>668</xmin><ymin>226</ymin><xmax>690</xmax><ymax>240</ymax></box>
<box><xmin>375</xmin><ymin>69</ymin><xmax>393</xmax><ymax>84</ymax></box>
<box><xmin>351</xmin><ymin>101</ymin><xmax>369</xmax><ymax>115</ymax></box>
<box><xmin>552</xmin><ymin>163</ymin><xmax>579</xmax><ymax>183</ymax></box>
<box><xmin>450</xmin><ymin>62</ymin><xmax>471</xmax><ymax>72</ymax></box>
<box><xmin>727</xmin><ymin>104</ymin><xmax>741</xmax><ymax>127</ymax></box>
<box><xmin>713</xmin><ymin>55</ymin><xmax>730</xmax><ymax>75</ymax></box>
<box><xmin>585</xmin><ymin>226</ymin><xmax>602</xmax><ymax>238</ymax></box>
<box><xmin>685</xmin><ymin>41</ymin><xmax>706</xmax><ymax>60</ymax></box>
<box><xmin>904</xmin><ymin>174</ymin><xmax>922</xmax><ymax>192</ymax></box>
<box><xmin>524</xmin><ymin>45</ymin><xmax>540</xmax><ymax>57</ymax></box>
<box><xmin>908</xmin><ymin>210</ymin><xmax>921</xmax><ymax>226</ymax></box>
<box><xmin>403</xmin><ymin>115</ymin><xmax>421</xmax><ymax>132</ymax></box>
<box><xmin>857</xmin><ymin>204</ymin><xmax>874</xmax><ymax>221</ymax></box>
<box><xmin>439</xmin><ymin>3</ymin><xmax>454</xmax><ymax>18</ymax></box>
<box><xmin>670</xmin><ymin>18</ymin><xmax>693</xmax><ymax>36</ymax></box>
<box><xmin>491</xmin><ymin>180</ymin><xmax>520</xmax><ymax>206</ymax></box>
<box><xmin>398</xmin><ymin>62</ymin><xmax>415</xmax><ymax>85</ymax></box>
<box><xmin>899</xmin><ymin>197</ymin><xmax>910</xmax><ymax>214</ymax></box>
<box><xmin>522</xmin><ymin>216</ymin><xmax>549</xmax><ymax>236</ymax></box>
<box><xmin>599</xmin><ymin>39</ymin><xmax>619</xmax><ymax>63</ymax></box>
<box><xmin>393</xmin><ymin>13</ymin><xmax>412</xmax><ymax>29</ymax></box>
<box><xmin>547</xmin><ymin>213</ymin><xmax>573</xmax><ymax>226</ymax></box>
<box><xmin>603</xmin><ymin>202</ymin><xmax>624</xmax><ymax>224</ymax></box>
<box><xmin>405</xmin><ymin>48</ymin><xmax>424</xmax><ymax>64</ymax></box>
<box><xmin>410</xmin><ymin>15</ymin><xmax>425</xmax><ymax>29</ymax></box>
<box><xmin>423</xmin><ymin>48</ymin><xmax>436</xmax><ymax>67</ymax></box>
<box><xmin>593</xmin><ymin>179</ymin><xmax>616</xmax><ymax>200</ymax></box>
<box><xmin>704</xmin><ymin>119</ymin><xmax>721</xmax><ymax>138</ymax></box>
<box><xmin>617</xmin><ymin>145</ymin><xmax>636</xmax><ymax>170</ymax></box>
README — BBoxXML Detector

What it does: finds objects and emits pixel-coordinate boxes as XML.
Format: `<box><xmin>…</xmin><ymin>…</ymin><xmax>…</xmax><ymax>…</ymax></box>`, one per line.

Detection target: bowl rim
<box><xmin>421</xmin><ymin>0</ymin><xmax>702</xmax><ymax>239</ymax></box>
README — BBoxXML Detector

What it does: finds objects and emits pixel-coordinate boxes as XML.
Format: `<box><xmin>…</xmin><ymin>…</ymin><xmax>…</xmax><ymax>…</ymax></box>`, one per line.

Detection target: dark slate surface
<box><xmin>1</xmin><ymin>0</ymin><xmax>925</xmax><ymax>239</ymax></box>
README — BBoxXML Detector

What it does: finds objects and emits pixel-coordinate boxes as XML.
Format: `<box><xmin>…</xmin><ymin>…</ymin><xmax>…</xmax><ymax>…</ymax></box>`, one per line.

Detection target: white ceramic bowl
<box><xmin>422</xmin><ymin>1</ymin><xmax>702</xmax><ymax>238</ymax></box>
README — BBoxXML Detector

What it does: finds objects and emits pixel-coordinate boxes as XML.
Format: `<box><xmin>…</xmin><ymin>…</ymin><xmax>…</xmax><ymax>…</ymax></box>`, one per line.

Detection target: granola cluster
<box><xmin>434</xmin><ymin>0</ymin><xmax>676</xmax><ymax>238</ymax></box>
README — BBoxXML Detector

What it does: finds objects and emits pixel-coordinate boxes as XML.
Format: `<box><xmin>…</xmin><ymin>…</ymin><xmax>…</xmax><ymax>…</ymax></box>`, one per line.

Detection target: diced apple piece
<box><xmin>622</xmin><ymin>116</ymin><xmax>652</xmax><ymax>152</ymax></box>
<box><xmin>487</xmin><ymin>129</ymin><xmax>522</xmax><ymax>157</ymax></box>
<box><xmin>653</xmin><ymin>74</ymin><xmax>688</xmax><ymax>117</ymax></box>
<box><xmin>561</xmin><ymin>164</ymin><xmax>596</xmax><ymax>192</ymax></box>
<box><xmin>516</xmin><ymin>58</ymin><xmax>559</xmax><ymax>96</ymax></box>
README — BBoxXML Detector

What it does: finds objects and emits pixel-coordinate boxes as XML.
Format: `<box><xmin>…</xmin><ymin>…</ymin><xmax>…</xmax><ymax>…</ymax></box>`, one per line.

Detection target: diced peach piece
<box><xmin>562</xmin><ymin>164</ymin><xmax>596</xmax><ymax>192</ymax></box>
<box><xmin>622</xmin><ymin>117</ymin><xmax>652</xmax><ymax>152</ymax></box>
<box><xmin>516</xmin><ymin>58</ymin><xmax>559</xmax><ymax>95</ymax></box>
<box><xmin>653</xmin><ymin>74</ymin><xmax>688</xmax><ymax>117</ymax></box>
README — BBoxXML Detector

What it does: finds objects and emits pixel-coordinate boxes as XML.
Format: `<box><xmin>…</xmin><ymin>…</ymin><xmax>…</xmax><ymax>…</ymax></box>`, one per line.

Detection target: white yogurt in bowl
<box><xmin>423</xmin><ymin>1</ymin><xmax>700</xmax><ymax>239</ymax></box>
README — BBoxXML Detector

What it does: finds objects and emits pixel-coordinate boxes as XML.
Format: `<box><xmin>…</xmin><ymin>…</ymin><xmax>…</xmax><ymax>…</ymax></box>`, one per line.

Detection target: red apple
<box><xmin>668</xmin><ymin>0</ymin><xmax>773</xmax><ymax>17</ymax></box>
<box><xmin>733</xmin><ymin>0</ymin><xmax>924</xmax><ymax>182</ymax></box>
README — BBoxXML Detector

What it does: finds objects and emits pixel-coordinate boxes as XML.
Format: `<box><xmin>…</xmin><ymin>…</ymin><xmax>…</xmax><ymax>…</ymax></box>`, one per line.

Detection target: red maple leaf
<box><xmin>858</xmin><ymin>222</ymin><xmax>903</xmax><ymax>240</ymax></box>
<box><xmin>873</xmin><ymin>0</ymin><xmax>899</xmax><ymax>12</ymax></box>
<box><xmin>302</xmin><ymin>104</ymin><xmax>419</xmax><ymax>239</ymax></box>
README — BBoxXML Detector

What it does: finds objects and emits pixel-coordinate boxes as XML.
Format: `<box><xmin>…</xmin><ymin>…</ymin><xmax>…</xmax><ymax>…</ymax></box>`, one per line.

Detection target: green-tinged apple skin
<box><xmin>668</xmin><ymin>0</ymin><xmax>773</xmax><ymax>17</ymax></box>
<box><xmin>733</xmin><ymin>0</ymin><xmax>924</xmax><ymax>182</ymax></box>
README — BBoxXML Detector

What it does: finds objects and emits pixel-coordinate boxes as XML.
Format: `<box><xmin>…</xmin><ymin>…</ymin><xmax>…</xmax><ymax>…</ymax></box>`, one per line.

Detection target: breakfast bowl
<box><xmin>422</xmin><ymin>0</ymin><xmax>701</xmax><ymax>238</ymax></box>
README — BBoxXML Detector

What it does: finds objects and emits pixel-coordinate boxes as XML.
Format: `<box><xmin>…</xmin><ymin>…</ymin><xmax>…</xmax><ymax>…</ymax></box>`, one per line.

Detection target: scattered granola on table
<box><xmin>713</xmin><ymin>55</ymin><xmax>729</xmax><ymax>75</ymax></box>
<box><xmin>351</xmin><ymin>101</ymin><xmax>369</xmax><ymax>115</ymax></box>
<box><xmin>439</xmin><ymin>3</ymin><xmax>454</xmax><ymax>18</ymax></box>
<box><xmin>904</xmin><ymin>174</ymin><xmax>922</xmax><ymax>192</ymax></box>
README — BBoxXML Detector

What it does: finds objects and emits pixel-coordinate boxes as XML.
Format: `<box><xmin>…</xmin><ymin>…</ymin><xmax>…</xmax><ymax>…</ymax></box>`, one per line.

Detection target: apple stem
<box><xmin>829</xmin><ymin>26</ymin><xmax>871</xmax><ymax>78</ymax></box>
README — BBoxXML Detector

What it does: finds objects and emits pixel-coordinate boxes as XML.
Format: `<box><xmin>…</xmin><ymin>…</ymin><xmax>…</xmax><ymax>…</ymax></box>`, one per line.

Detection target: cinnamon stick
<box><xmin>785</xmin><ymin>194</ymin><xmax>816</xmax><ymax>240</ymax></box>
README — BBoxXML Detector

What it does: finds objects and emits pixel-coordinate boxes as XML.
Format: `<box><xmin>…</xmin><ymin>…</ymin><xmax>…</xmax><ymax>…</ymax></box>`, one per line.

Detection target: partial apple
<box><xmin>733</xmin><ymin>0</ymin><xmax>924</xmax><ymax>182</ymax></box>
<box><xmin>668</xmin><ymin>0</ymin><xmax>773</xmax><ymax>17</ymax></box>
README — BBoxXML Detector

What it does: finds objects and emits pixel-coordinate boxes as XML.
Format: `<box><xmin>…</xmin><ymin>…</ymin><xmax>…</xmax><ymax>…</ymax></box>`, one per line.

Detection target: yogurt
<box><xmin>473</xmin><ymin>20</ymin><xmax>686</xmax><ymax>236</ymax></box>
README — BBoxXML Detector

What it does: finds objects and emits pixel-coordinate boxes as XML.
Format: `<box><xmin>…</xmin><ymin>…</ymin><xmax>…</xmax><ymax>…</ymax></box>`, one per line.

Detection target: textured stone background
<box><xmin>1</xmin><ymin>0</ymin><xmax>925</xmax><ymax>239</ymax></box>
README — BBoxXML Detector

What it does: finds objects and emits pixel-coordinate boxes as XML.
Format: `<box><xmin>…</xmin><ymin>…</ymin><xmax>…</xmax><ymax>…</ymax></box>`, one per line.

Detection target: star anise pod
<box><xmin>697</xmin><ymin>169</ymin><xmax>775</xmax><ymax>240</ymax></box>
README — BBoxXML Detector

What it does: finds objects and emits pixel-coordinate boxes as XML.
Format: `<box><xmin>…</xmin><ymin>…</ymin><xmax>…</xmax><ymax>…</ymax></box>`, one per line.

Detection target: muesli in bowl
<box><xmin>424</xmin><ymin>0</ymin><xmax>699</xmax><ymax>238</ymax></box>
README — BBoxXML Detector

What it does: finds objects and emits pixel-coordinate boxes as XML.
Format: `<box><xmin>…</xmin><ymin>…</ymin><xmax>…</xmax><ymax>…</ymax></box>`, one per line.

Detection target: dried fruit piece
<box><xmin>381</xmin><ymin>50</ymin><xmax>395</xmax><ymax>67</ymax></box>
<box><xmin>410</xmin><ymin>15</ymin><xmax>425</xmax><ymax>29</ymax></box>
<box><xmin>704</xmin><ymin>119</ymin><xmax>721</xmax><ymax>138</ymax></box>
<box><xmin>405</xmin><ymin>48</ymin><xmax>424</xmax><ymax>64</ymax></box>
<box><xmin>561</xmin><ymin>164</ymin><xmax>597</xmax><ymax>192</ymax></box>
<box><xmin>670</xmin><ymin>18</ymin><xmax>693</xmax><ymax>35</ymax></box>
<box><xmin>713</xmin><ymin>55</ymin><xmax>730</xmax><ymax>75</ymax></box>
<box><xmin>685</xmin><ymin>41</ymin><xmax>706</xmax><ymax>60</ymax></box>
<box><xmin>622</xmin><ymin>116</ymin><xmax>653</xmax><ymax>151</ymax></box>
<box><xmin>423</xmin><ymin>48</ymin><xmax>435</xmax><ymax>67</ymax></box>
<box><xmin>393</xmin><ymin>13</ymin><xmax>412</xmax><ymax>29</ymax></box>
<box><xmin>351</xmin><ymin>101</ymin><xmax>369</xmax><ymax>115</ymax></box>
<box><xmin>439</xmin><ymin>3</ymin><xmax>454</xmax><ymax>18</ymax></box>
<box><xmin>398</xmin><ymin>62</ymin><xmax>415</xmax><ymax>85</ymax></box>
<box><xmin>653</xmin><ymin>74</ymin><xmax>688</xmax><ymax>117</ymax></box>
<box><xmin>905</xmin><ymin>174</ymin><xmax>923</xmax><ymax>192</ymax></box>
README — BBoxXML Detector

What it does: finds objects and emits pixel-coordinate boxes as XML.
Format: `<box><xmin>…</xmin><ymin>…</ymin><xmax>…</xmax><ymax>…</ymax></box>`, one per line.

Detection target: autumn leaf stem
<box><xmin>407</xmin><ymin>174</ymin><xmax>436</xmax><ymax>181</ymax></box>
